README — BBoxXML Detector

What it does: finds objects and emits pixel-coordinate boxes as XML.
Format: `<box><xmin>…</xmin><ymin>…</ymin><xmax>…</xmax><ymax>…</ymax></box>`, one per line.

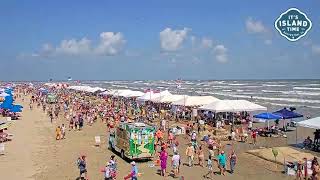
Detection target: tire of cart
<box><xmin>120</xmin><ymin>149</ymin><xmax>125</xmax><ymax>159</ymax></box>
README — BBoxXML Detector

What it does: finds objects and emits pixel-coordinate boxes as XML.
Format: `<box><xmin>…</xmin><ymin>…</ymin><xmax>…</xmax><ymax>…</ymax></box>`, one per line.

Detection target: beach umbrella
<box><xmin>0</xmin><ymin>92</ymin><xmax>9</xmax><ymax>97</ymax></box>
<box><xmin>253</xmin><ymin>112</ymin><xmax>282</xmax><ymax>119</ymax></box>
<box><xmin>14</xmin><ymin>104</ymin><xmax>23</xmax><ymax>109</ymax></box>
<box><xmin>3</xmin><ymin>96</ymin><xmax>14</xmax><ymax>104</ymax></box>
<box><xmin>10</xmin><ymin>106</ymin><xmax>22</xmax><ymax>113</ymax></box>
<box><xmin>4</xmin><ymin>89</ymin><xmax>13</xmax><ymax>95</ymax></box>
<box><xmin>273</xmin><ymin>108</ymin><xmax>303</xmax><ymax>119</ymax></box>
<box><xmin>0</xmin><ymin>102</ymin><xmax>13</xmax><ymax>109</ymax></box>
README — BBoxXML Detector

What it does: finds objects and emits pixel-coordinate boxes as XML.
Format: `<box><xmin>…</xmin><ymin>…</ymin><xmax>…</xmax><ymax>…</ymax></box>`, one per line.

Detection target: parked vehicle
<box><xmin>109</xmin><ymin>122</ymin><xmax>155</xmax><ymax>160</ymax></box>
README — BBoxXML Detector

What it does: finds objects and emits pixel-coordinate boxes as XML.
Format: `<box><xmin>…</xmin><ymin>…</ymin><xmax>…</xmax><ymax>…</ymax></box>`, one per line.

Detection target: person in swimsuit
<box><xmin>312</xmin><ymin>157</ymin><xmax>319</xmax><ymax>180</ymax></box>
<box><xmin>197</xmin><ymin>145</ymin><xmax>205</xmax><ymax>167</ymax></box>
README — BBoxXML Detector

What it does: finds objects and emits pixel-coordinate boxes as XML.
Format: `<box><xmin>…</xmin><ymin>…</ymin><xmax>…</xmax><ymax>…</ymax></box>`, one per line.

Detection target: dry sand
<box><xmin>0</xmin><ymin>96</ymin><xmax>305</xmax><ymax>180</ymax></box>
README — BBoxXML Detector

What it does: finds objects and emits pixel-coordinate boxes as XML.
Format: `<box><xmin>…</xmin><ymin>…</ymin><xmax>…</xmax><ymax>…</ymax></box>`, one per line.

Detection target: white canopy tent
<box><xmin>199</xmin><ymin>100</ymin><xmax>267</xmax><ymax>112</ymax></box>
<box><xmin>151</xmin><ymin>94</ymin><xmax>185</xmax><ymax>103</ymax></box>
<box><xmin>172</xmin><ymin>95</ymin><xmax>220</xmax><ymax>107</ymax></box>
<box><xmin>124</xmin><ymin>91</ymin><xmax>144</xmax><ymax>98</ymax></box>
<box><xmin>115</xmin><ymin>90</ymin><xmax>144</xmax><ymax>98</ymax></box>
<box><xmin>68</xmin><ymin>85</ymin><xmax>106</xmax><ymax>93</ymax></box>
<box><xmin>297</xmin><ymin>117</ymin><xmax>320</xmax><ymax>129</ymax></box>
<box><xmin>137</xmin><ymin>90</ymin><xmax>171</xmax><ymax>102</ymax></box>
<box><xmin>113</xmin><ymin>89</ymin><xmax>133</xmax><ymax>97</ymax></box>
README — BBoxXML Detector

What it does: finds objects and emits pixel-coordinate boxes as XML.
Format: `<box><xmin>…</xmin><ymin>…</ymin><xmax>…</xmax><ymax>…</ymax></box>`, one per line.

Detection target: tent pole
<box><xmin>296</xmin><ymin>126</ymin><xmax>298</xmax><ymax>146</ymax></box>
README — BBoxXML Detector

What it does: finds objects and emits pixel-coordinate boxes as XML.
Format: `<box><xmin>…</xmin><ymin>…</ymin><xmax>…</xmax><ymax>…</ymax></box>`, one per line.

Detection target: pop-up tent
<box><xmin>297</xmin><ymin>117</ymin><xmax>320</xmax><ymax>129</ymax></box>
<box><xmin>273</xmin><ymin>108</ymin><xmax>303</xmax><ymax>119</ymax></box>
<box><xmin>151</xmin><ymin>94</ymin><xmax>185</xmax><ymax>103</ymax></box>
<box><xmin>199</xmin><ymin>100</ymin><xmax>266</xmax><ymax>112</ymax></box>
<box><xmin>172</xmin><ymin>95</ymin><xmax>219</xmax><ymax>107</ymax></box>
<box><xmin>137</xmin><ymin>90</ymin><xmax>172</xmax><ymax>102</ymax></box>
<box><xmin>123</xmin><ymin>91</ymin><xmax>144</xmax><ymax>98</ymax></box>
<box><xmin>254</xmin><ymin>112</ymin><xmax>282</xmax><ymax>119</ymax></box>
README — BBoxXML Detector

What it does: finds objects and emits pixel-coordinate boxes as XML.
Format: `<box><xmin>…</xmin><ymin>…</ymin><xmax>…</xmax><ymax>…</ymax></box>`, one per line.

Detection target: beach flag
<box><xmin>176</xmin><ymin>78</ymin><xmax>182</xmax><ymax>89</ymax></box>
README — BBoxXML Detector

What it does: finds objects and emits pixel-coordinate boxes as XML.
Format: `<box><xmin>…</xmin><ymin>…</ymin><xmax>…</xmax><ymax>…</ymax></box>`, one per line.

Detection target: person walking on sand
<box><xmin>160</xmin><ymin>147</ymin><xmax>168</xmax><ymax>176</ymax></box>
<box><xmin>197</xmin><ymin>145</ymin><xmax>205</xmax><ymax>167</ymax></box>
<box><xmin>49</xmin><ymin>112</ymin><xmax>53</xmax><ymax>123</ymax></box>
<box><xmin>312</xmin><ymin>157</ymin><xmax>319</xmax><ymax>180</ymax></box>
<box><xmin>171</xmin><ymin>151</ymin><xmax>180</xmax><ymax>178</ymax></box>
<box><xmin>203</xmin><ymin>155</ymin><xmax>213</xmax><ymax>179</ymax></box>
<box><xmin>217</xmin><ymin>151</ymin><xmax>227</xmax><ymax>176</ymax></box>
<box><xmin>124</xmin><ymin>161</ymin><xmax>138</xmax><ymax>180</ymax></box>
<box><xmin>251</xmin><ymin>130</ymin><xmax>257</xmax><ymax>146</ymax></box>
<box><xmin>55</xmin><ymin>126</ymin><xmax>61</xmax><ymax>140</ymax></box>
<box><xmin>229</xmin><ymin>150</ymin><xmax>237</xmax><ymax>174</ymax></box>
<box><xmin>77</xmin><ymin>155</ymin><xmax>88</xmax><ymax>180</ymax></box>
<box><xmin>185</xmin><ymin>142</ymin><xmax>194</xmax><ymax>167</ymax></box>
<box><xmin>61</xmin><ymin>124</ymin><xmax>66</xmax><ymax>139</ymax></box>
<box><xmin>101</xmin><ymin>162</ymin><xmax>112</xmax><ymax>180</ymax></box>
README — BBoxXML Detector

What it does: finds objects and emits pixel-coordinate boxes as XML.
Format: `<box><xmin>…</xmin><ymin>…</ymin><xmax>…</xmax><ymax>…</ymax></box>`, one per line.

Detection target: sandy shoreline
<box><xmin>0</xmin><ymin>97</ymin><xmax>52</xmax><ymax>179</ymax></box>
<box><xmin>2</xmin><ymin>94</ymin><xmax>317</xmax><ymax>180</ymax></box>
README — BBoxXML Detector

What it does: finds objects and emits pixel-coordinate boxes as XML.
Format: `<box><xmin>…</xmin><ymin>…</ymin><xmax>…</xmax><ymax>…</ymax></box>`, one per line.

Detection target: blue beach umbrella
<box><xmin>10</xmin><ymin>106</ymin><xmax>22</xmax><ymax>112</ymax></box>
<box><xmin>0</xmin><ymin>102</ymin><xmax>13</xmax><ymax>109</ymax></box>
<box><xmin>14</xmin><ymin>104</ymin><xmax>23</xmax><ymax>109</ymax></box>
<box><xmin>3</xmin><ymin>96</ymin><xmax>14</xmax><ymax>104</ymax></box>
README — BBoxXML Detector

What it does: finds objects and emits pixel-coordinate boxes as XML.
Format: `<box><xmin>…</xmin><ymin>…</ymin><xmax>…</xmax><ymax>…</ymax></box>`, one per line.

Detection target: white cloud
<box><xmin>216</xmin><ymin>54</ymin><xmax>228</xmax><ymax>63</ymax></box>
<box><xmin>312</xmin><ymin>45</ymin><xmax>320</xmax><ymax>55</ymax></box>
<box><xmin>213</xmin><ymin>44</ymin><xmax>228</xmax><ymax>63</ymax></box>
<box><xmin>160</xmin><ymin>27</ymin><xmax>190</xmax><ymax>51</ymax></box>
<box><xmin>191</xmin><ymin>36</ymin><xmax>197</xmax><ymax>47</ymax></box>
<box><xmin>39</xmin><ymin>43</ymin><xmax>55</xmax><ymax>56</ymax></box>
<box><xmin>191</xmin><ymin>56</ymin><xmax>201</xmax><ymax>64</ymax></box>
<box><xmin>201</xmin><ymin>38</ymin><xmax>213</xmax><ymax>48</ymax></box>
<box><xmin>214</xmin><ymin>45</ymin><xmax>227</xmax><ymax>54</ymax></box>
<box><xmin>95</xmin><ymin>32</ymin><xmax>126</xmax><ymax>55</ymax></box>
<box><xmin>56</xmin><ymin>38</ymin><xmax>91</xmax><ymax>55</ymax></box>
<box><xmin>246</xmin><ymin>17</ymin><xmax>268</xmax><ymax>34</ymax></box>
<box><xmin>30</xmin><ymin>32</ymin><xmax>125</xmax><ymax>58</ymax></box>
<box><xmin>264</xmin><ymin>39</ymin><xmax>272</xmax><ymax>45</ymax></box>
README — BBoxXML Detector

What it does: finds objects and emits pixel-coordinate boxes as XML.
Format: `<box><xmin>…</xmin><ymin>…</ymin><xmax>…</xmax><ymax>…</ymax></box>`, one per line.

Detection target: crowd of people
<box><xmin>19</xmin><ymin>84</ymin><xmax>243</xmax><ymax>180</ymax></box>
<box><xmin>15</xmin><ymin>84</ymin><xmax>320</xmax><ymax>180</ymax></box>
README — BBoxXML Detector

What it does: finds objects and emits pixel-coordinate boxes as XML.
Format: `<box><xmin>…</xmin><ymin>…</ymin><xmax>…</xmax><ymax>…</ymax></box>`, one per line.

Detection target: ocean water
<box><xmin>81</xmin><ymin>80</ymin><xmax>320</xmax><ymax>119</ymax></box>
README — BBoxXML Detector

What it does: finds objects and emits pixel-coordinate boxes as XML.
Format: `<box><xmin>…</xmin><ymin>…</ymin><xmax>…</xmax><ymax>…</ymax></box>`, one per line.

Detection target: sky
<box><xmin>1</xmin><ymin>0</ymin><xmax>320</xmax><ymax>81</ymax></box>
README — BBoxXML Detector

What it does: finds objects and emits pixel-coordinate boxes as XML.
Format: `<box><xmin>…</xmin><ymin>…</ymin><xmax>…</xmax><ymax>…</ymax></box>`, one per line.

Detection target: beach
<box><xmin>1</xmin><ymin>93</ymin><xmax>312</xmax><ymax>180</ymax></box>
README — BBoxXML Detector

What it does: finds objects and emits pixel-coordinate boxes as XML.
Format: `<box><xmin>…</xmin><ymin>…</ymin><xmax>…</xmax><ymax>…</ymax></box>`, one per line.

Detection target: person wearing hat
<box><xmin>101</xmin><ymin>162</ymin><xmax>112</xmax><ymax>180</ymax></box>
<box><xmin>217</xmin><ymin>151</ymin><xmax>226</xmax><ymax>176</ymax></box>
<box><xmin>124</xmin><ymin>161</ymin><xmax>139</xmax><ymax>180</ymax></box>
